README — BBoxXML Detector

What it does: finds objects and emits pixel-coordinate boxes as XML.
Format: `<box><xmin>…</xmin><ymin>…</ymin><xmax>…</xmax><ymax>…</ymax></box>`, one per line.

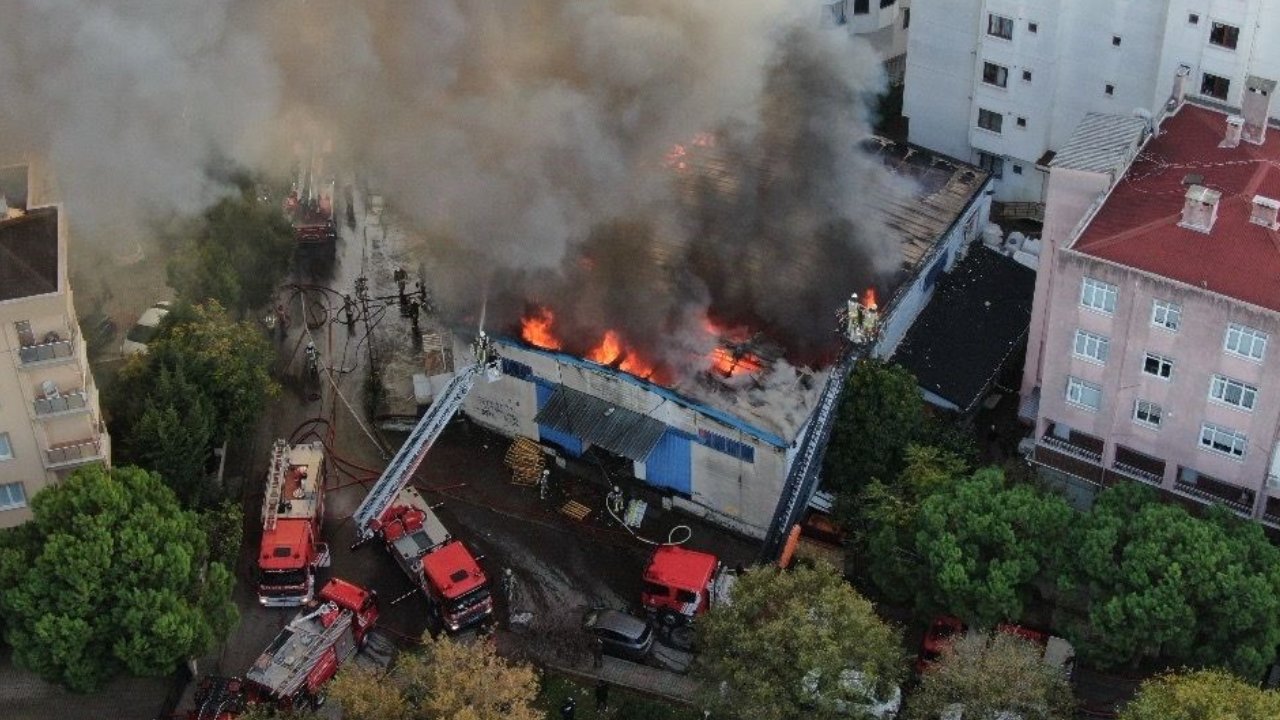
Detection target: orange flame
<box><xmin>587</xmin><ymin>330</ymin><xmax>624</xmax><ymax>365</ymax></box>
<box><xmin>863</xmin><ymin>287</ymin><xmax>878</xmax><ymax>310</ymax></box>
<box><xmin>521</xmin><ymin>307</ymin><xmax>561</xmax><ymax>350</ymax></box>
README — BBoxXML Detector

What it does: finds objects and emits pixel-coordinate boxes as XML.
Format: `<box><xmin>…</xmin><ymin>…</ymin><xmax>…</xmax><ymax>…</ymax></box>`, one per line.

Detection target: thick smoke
<box><xmin>0</xmin><ymin>0</ymin><xmax>904</xmax><ymax>371</ymax></box>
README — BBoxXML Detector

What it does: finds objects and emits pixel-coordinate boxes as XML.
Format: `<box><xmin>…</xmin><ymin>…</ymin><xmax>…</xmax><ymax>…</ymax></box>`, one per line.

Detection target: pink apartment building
<box><xmin>1021</xmin><ymin>87</ymin><xmax>1280</xmax><ymax>527</ymax></box>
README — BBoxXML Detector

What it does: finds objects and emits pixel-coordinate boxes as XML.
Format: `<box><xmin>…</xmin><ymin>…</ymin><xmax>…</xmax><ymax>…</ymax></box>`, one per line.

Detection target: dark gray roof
<box><xmin>0</xmin><ymin>206</ymin><xmax>59</xmax><ymax>301</ymax></box>
<box><xmin>534</xmin><ymin>385</ymin><xmax>666</xmax><ymax>462</ymax></box>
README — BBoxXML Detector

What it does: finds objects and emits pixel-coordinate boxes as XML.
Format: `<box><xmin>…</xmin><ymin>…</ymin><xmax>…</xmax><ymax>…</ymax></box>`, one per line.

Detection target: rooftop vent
<box><xmin>1242</xmin><ymin>76</ymin><xmax>1277</xmax><ymax>145</ymax></box>
<box><xmin>1179</xmin><ymin>184</ymin><xmax>1221</xmax><ymax>233</ymax></box>
<box><xmin>1250</xmin><ymin>195</ymin><xmax>1280</xmax><ymax>230</ymax></box>
<box><xmin>1221</xmin><ymin>115</ymin><xmax>1244</xmax><ymax>148</ymax></box>
<box><xmin>1182</xmin><ymin>173</ymin><xmax>1205</xmax><ymax>186</ymax></box>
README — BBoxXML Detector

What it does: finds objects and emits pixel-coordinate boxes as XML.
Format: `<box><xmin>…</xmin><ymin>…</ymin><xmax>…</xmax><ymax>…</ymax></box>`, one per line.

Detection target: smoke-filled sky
<box><xmin>0</xmin><ymin>0</ymin><xmax>905</xmax><ymax>371</ymax></box>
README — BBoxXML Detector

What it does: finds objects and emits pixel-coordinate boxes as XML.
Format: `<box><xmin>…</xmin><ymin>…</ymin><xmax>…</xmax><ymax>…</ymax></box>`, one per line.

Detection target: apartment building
<box><xmin>1021</xmin><ymin>94</ymin><xmax>1280</xmax><ymax>526</ymax></box>
<box><xmin>904</xmin><ymin>0</ymin><xmax>1280</xmax><ymax>202</ymax></box>
<box><xmin>830</xmin><ymin>0</ymin><xmax>912</xmax><ymax>84</ymax></box>
<box><xmin>0</xmin><ymin>165</ymin><xmax>110</xmax><ymax>527</ymax></box>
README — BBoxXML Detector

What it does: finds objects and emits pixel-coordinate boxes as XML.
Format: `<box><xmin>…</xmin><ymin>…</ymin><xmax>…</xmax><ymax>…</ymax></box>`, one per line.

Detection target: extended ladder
<box><xmin>262</xmin><ymin>440</ymin><xmax>290</xmax><ymax>531</ymax></box>
<box><xmin>252</xmin><ymin>609</ymin><xmax>354</xmax><ymax>700</ymax></box>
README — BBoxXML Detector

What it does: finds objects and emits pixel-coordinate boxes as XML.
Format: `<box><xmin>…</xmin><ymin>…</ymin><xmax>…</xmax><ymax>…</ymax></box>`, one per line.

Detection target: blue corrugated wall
<box><xmin>535</xmin><ymin>381</ymin><xmax>584</xmax><ymax>456</ymax></box>
<box><xmin>644</xmin><ymin>430</ymin><xmax>693</xmax><ymax>495</ymax></box>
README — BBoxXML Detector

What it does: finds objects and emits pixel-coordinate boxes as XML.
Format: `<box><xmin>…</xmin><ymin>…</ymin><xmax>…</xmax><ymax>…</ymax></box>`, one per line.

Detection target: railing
<box><xmin>45</xmin><ymin>438</ymin><xmax>104</xmax><ymax>468</ymax></box>
<box><xmin>33</xmin><ymin>390</ymin><xmax>88</xmax><ymax>417</ymax></box>
<box><xmin>19</xmin><ymin>337</ymin><xmax>75</xmax><ymax>365</ymax></box>
<box><xmin>995</xmin><ymin>201</ymin><xmax>1046</xmax><ymax>223</ymax></box>
<box><xmin>1037</xmin><ymin>434</ymin><xmax>1102</xmax><ymax>463</ymax></box>
<box><xmin>1110</xmin><ymin>461</ymin><xmax>1163</xmax><ymax>487</ymax></box>
<box><xmin>1172</xmin><ymin>479</ymin><xmax>1252</xmax><ymax>515</ymax></box>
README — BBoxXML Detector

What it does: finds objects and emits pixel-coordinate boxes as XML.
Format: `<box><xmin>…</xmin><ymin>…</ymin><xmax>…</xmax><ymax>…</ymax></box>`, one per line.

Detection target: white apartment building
<box><xmin>0</xmin><ymin>165</ymin><xmax>111</xmax><ymax>527</ymax></box>
<box><xmin>904</xmin><ymin>0</ymin><xmax>1280</xmax><ymax>202</ymax></box>
<box><xmin>831</xmin><ymin>0</ymin><xmax>913</xmax><ymax>84</ymax></box>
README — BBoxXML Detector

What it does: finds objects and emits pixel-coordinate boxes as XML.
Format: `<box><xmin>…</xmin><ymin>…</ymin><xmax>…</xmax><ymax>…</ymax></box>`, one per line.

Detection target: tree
<box><xmin>0</xmin><ymin>465</ymin><xmax>237</xmax><ymax>692</ymax></box>
<box><xmin>329</xmin><ymin>634</ymin><xmax>541</xmax><ymax>720</ymax></box>
<box><xmin>1060</xmin><ymin>483</ymin><xmax>1280</xmax><ymax>677</ymax></box>
<box><xmin>1119</xmin><ymin>669</ymin><xmax>1280</xmax><ymax>720</ymax></box>
<box><xmin>167</xmin><ymin>188</ymin><xmax>294</xmax><ymax>316</ymax></box>
<box><xmin>913</xmin><ymin>468</ymin><xmax>1072</xmax><ymax>626</ymax></box>
<box><xmin>907</xmin><ymin>632</ymin><xmax>1075</xmax><ymax>720</ymax></box>
<box><xmin>696</xmin><ymin>563</ymin><xmax>905</xmax><ymax>720</ymax></box>
<box><xmin>126</xmin><ymin>360</ymin><xmax>217</xmax><ymax>507</ymax></box>
<box><xmin>825</xmin><ymin>361</ymin><xmax>924</xmax><ymax>499</ymax></box>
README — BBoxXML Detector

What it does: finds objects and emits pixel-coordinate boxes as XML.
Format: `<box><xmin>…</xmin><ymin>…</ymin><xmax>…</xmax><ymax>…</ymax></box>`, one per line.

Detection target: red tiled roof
<box><xmin>1073</xmin><ymin>105</ymin><xmax>1280</xmax><ymax>312</ymax></box>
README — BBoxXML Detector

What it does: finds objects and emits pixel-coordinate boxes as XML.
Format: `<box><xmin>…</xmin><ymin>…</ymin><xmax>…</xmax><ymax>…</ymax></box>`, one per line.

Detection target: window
<box><xmin>987</xmin><ymin>14</ymin><xmax>1014</xmax><ymax>40</ymax></box>
<box><xmin>1105</xmin><ymin>83</ymin><xmax>1115</xmax><ymax>96</ymax></box>
<box><xmin>852</xmin><ymin>0</ymin><xmax>869</xmax><ymax>14</ymax></box>
<box><xmin>1210</xmin><ymin>375</ymin><xmax>1258</xmax><ymax>410</ymax></box>
<box><xmin>976</xmin><ymin>152</ymin><xmax>1004</xmax><ymax>179</ymax></box>
<box><xmin>500</xmin><ymin>358</ymin><xmax>532</xmax><ymax>380</ymax></box>
<box><xmin>1133</xmin><ymin>400</ymin><xmax>1163</xmax><ymax>428</ymax></box>
<box><xmin>1016</xmin><ymin>116</ymin><xmax>1027</xmax><ymax>127</ymax></box>
<box><xmin>1022</xmin><ymin>69</ymin><xmax>1033</xmax><ymax>82</ymax></box>
<box><xmin>1073</xmin><ymin>329</ymin><xmax>1110</xmax><ymax>364</ymax></box>
<box><xmin>880</xmin><ymin>0</ymin><xmax>896</xmax><ymax>8</ymax></box>
<box><xmin>1112</xmin><ymin>35</ymin><xmax>1122</xmax><ymax>47</ymax></box>
<box><xmin>903</xmin><ymin>7</ymin><xmax>910</xmax><ymax>29</ymax></box>
<box><xmin>0</xmin><ymin>432</ymin><xmax>11</xmax><ymax>461</ymax></box>
<box><xmin>1209</xmin><ymin>22</ymin><xmax>1240</xmax><ymax>49</ymax></box>
<box><xmin>1201</xmin><ymin>72</ymin><xmax>1230</xmax><ymax>100</ymax></box>
<box><xmin>982</xmin><ymin>62</ymin><xmax>1009</xmax><ymax>88</ymax></box>
<box><xmin>1143</xmin><ymin>353</ymin><xmax>1174</xmax><ymax>379</ymax></box>
<box><xmin>1200</xmin><ymin>423</ymin><xmax>1247</xmax><ymax>459</ymax></box>
<box><xmin>977</xmin><ymin>108</ymin><xmax>1003</xmax><ymax>133</ymax></box>
<box><xmin>675</xmin><ymin>589</ymin><xmax>698</xmax><ymax>603</ymax></box>
<box><xmin>1080</xmin><ymin>277</ymin><xmax>1117</xmax><ymax>314</ymax></box>
<box><xmin>0</xmin><ymin>482</ymin><xmax>25</xmax><ymax>511</ymax></box>
<box><xmin>1188</xmin><ymin>13</ymin><xmax>1199</xmax><ymax>24</ymax></box>
<box><xmin>1225</xmin><ymin>322</ymin><xmax>1267</xmax><ymax>360</ymax></box>
<box><xmin>1028</xmin><ymin>22</ymin><xmax>1038</xmax><ymax>33</ymax></box>
<box><xmin>1151</xmin><ymin>299</ymin><xmax>1181</xmax><ymax>331</ymax></box>
<box><xmin>697</xmin><ymin>429</ymin><xmax>755</xmax><ymax>463</ymax></box>
<box><xmin>1066</xmin><ymin>377</ymin><xmax>1102</xmax><ymax>411</ymax></box>
<box><xmin>1012</xmin><ymin>164</ymin><xmax>1023</xmax><ymax>174</ymax></box>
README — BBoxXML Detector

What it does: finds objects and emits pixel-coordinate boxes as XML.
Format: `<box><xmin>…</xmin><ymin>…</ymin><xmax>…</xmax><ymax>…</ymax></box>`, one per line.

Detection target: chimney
<box><xmin>1242</xmin><ymin>76</ymin><xmax>1276</xmax><ymax>144</ymax></box>
<box><xmin>1221</xmin><ymin>115</ymin><xmax>1244</xmax><ymax>148</ymax></box>
<box><xmin>1250</xmin><ymin>195</ymin><xmax>1280</xmax><ymax>230</ymax></box>
<box><xmin>1169</xmin><ymin>64</ymin><xmax>1191</xmax><ymax>110</ymax></box>
<box><xmin>1179</xmin><ymin>184</ymin><xmax>1222</xmax><ymax>233</ymax></box>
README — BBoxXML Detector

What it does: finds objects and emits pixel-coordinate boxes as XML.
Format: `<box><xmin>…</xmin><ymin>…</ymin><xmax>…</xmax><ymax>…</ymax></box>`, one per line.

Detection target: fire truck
<box><xmin>189</xmin><ymin>577</ymin><xmax>379</xmax><ymax>719</ymax></box>
<box><xmin>283</xmin><ymin>144</ymin><xmax>337</xmax><ymax>259</ymax></box>
<box><xmin>350</xmin><ymin>333</ymin><xmax>499</xmax><ymax>631</ymax></box>
<box><xmin>640</xmin><ymin>545</ymin><xmax>736</xmax><ymax>625</ymax></box>
<box><xmin>256</xmin><ymin>440</ymin><xmax>330</xmax><ymax>607</ymax></box>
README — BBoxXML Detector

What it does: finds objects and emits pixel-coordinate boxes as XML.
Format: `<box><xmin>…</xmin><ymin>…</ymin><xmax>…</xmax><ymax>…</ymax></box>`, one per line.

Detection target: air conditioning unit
<box><xmin>41</xmin><ymin>380</ymin><xmax>60</xmax><ymax>400</ymax></box>
<box><xmin>1267</xmin><ymin>474</ymin><xmax>1280</xmax><ymax>491</ymax></box>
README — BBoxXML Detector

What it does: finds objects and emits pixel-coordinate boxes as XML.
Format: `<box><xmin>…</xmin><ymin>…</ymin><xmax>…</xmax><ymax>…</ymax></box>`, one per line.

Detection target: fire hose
<box><xmin>595</xmin><ymin>457</ymin><xmax>692</xmax><ymax>546</ymax></box>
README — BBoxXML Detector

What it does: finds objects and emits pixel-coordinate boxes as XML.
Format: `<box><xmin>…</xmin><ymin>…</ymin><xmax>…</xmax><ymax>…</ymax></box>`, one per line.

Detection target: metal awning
<box><xmin>534</xmin><ymin>386</ymin><xmax>667</xmax><ymax>462</ymax></box>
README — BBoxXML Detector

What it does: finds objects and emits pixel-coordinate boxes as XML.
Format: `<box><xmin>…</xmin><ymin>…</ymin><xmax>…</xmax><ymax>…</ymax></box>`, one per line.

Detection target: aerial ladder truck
<box><xmin>350</xmin><ymin>333</ymin><xmax>500</xmax><ymax>631</ymax></box>
<box><xmin>255</xmin><ymin>440</ymin><xmax>330</xmax><ymax>606</ymax></box>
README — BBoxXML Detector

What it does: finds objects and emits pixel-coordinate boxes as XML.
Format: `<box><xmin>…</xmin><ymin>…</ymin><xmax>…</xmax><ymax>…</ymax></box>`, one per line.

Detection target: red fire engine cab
<box><xmin>641</xmin><ymin>545</ymin><xmax>735</xmax><ymax>623</ymax></box>
<box><xmin>373</xmin><ymin>486</ymin><xmax>493</xmax><ymax>631</ymax></box>
<box><xmin>282</xmin><ymin>145</ymin><xmax>337</xmax><ymax>259</ymax></box>
<box><xmin>189</xmin><ymin>578</ymin><xmax>378</xmax><ymax>719</ymax></box>
<box><xmin>256</xmin><ymin>440</ymin><xmax>329</xmax><ymax>607</ymax></box>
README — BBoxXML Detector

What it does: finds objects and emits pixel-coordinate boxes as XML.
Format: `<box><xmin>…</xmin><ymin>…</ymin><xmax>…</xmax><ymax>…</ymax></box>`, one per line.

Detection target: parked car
<box><xmin>121</xmin><ymin>301</ymin><xmax>171</xmax><ymax>355</ymax></box>
<box><xmin>582</xmin><ymin>609</ymin><xmax>654</xmax><ymax>661</ymax></box>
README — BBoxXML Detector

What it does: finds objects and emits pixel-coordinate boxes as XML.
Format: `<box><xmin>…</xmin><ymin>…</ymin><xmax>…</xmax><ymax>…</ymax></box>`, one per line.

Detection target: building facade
<box><xmin>904</xmin><ymin>0</ymin><xmax>1280</xmax><ymax>202</ymax></box>
<box><xmin>832</xmin><ymin>0</ymin><xmax>913</xmax><ymax>84</ymax></box>
<box><xmin>1021</xmin><ymin>98</ymin><xmax>1280</xmax><ymax>527</ymax></box>
<box><xmin>0</xmin><ymin>166</ymin><xmax>111</xmax><ymax>527</ymax></box>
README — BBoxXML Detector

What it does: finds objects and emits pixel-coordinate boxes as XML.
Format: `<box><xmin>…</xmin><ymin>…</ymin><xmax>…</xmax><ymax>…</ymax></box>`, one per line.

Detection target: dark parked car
<box><xmin>582</xmin><ymin>609</ymin><xmax>655</xmax><ymax>661</ymax></box>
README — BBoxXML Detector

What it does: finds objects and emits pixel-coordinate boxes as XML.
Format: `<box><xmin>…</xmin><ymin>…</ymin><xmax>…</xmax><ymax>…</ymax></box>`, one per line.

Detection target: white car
<box><xmin>121</xmin><ymin>301</ymin><xmax>171</xmax><ymax>355</ymax></box>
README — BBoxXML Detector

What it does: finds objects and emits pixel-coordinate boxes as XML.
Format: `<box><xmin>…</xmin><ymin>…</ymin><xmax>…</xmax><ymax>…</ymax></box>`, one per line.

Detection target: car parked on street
<box><xmin>582</xmin><ymin>608</ymin><xmax>654</xmax><ymax>661</ymax></box>
<box><xmin>121</xmin><ymin>301</ymin><xmax>171</xmax><ymax>355</ymax></box>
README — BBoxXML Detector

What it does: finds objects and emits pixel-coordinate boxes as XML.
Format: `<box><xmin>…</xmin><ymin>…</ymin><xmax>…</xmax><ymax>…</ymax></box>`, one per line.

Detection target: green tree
<box><xmin>1061</xmin><ymin>483</ymin><xmax>1280</xmax><ymax>676</ymax></box>
<box><xmin>858</xmin><ymin>445</ymin><xmax>970</xmax><ymax>603</ymax></box>
<box><xmin>0</xmin><ymin>465</ymin><xmax>238</xmax><ymax>692</ymax></box>
<box><xmin>329</xmin><ymin>634</ymin><xmax>540</xmax><ymax>720</ymax></box>
<box><xmin>1119</xmin><ymin>669</ymin><xmax>1280</xmax><ymax>720</ymax></box>
<box><xmin>907</xmin><ymin>631</ymin><xmax>1075</xmax><ymax>720</ymax></box>
<box><xmin>914</xmin><ymin>468</ymin><xmax>1072</xmax><ymax>626</ymax></box>
<box><xmin>167</xmin><ymin>188</ymin><xmax>294</xmax><ymax>316</ymax></box>
<box><xmin>126</xmin><ymin>360</ymin><xmax>216</xmax><ymax>506</ymax></box>
<box><xmin>696</xmin><ymin>563</ymin><xmax>905</xmax><ymax>720</ymax></box>
<box><xmin>825</xmin><ymin>360</ymin><xmax>924</xmax><ymax>497</ymax></box>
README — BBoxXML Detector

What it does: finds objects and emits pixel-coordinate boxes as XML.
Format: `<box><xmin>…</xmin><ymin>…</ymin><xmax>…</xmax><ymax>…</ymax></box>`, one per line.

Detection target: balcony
<box><xmin>18</xmin><ymin>335</ymin><xmax>76</xmax><ymax>367</ymax></box>
<box><xmin>1107</xmin><ymin>445</ymin><xmax>1166</xmax><ymax>488</ymax></box>
<box><xmin>1032</xmin><ymin>422</ymin><xmax>1105</xmax><ymax>484</ymax></box>
<box><xmin>45</xmin><ymin>438</ymin><xmax>105</xmax><ymax>469</ymax></box>
<box><xmin>1173</xmin><ymin>468</ymin><xmax>1253</xmax><ymax>517</ymax></box>
<box><xmin>33</xmin><ymin>390</ymin><xmax>88</xmax><ymax>417</ymax></box>
<box><xmin>1263</xmin><ymin>496</ymin><xmax>1280</xmax><ymax>529</ymax></box>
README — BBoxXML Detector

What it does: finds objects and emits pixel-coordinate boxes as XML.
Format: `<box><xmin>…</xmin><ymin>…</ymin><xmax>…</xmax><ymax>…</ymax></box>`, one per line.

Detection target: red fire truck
<box><xmin>189</xmin><ymin>578</ymin><xmax>379</xmax><ymax>719</ymax></box>
<box><xmin>640</xmin><ymin>545</ymin><xmax>735</xmax><ymax>624</ymax></box>
<box><xmin>256</xmin><ymin>440</ymin><xmax>330</xmax><ymax>607</ymax></box>
<box><xmin>370</xmin><ymin>486</ymin><xmax>493</xmax><ymax>631</ymax></box>
<box><xmin>283</xmin><ymin>144</ymin><xmax>337</xmax><ymax>259</ymax></box>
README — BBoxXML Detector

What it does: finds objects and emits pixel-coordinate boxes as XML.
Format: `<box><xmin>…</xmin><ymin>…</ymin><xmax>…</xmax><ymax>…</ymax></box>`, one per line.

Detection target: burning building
<box><xmin>453</xmin><ymin>139</ymin><xmax>992</xmax><ymax>538</ymax></box>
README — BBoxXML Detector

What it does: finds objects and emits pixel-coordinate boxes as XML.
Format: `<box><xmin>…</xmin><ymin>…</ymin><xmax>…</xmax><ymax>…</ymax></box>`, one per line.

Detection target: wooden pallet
<box><xmin>504</xmin><ymin>437</ymin><xmax>545</xmax><ymax>486</ymax></box>
<box><xmin>559</xmin><ymin>500</ymin><xmax>592</xmax><ymax>522</ymax></box>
